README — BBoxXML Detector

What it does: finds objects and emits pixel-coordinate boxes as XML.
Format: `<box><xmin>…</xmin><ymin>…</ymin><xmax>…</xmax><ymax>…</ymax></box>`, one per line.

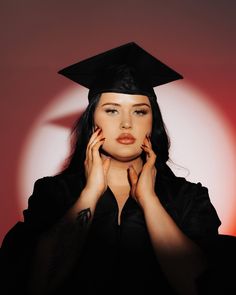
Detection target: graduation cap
<box><xmin>58</xmin><ymin>42</ymin><xmax>183</xmax><ymax>102</ymax></box>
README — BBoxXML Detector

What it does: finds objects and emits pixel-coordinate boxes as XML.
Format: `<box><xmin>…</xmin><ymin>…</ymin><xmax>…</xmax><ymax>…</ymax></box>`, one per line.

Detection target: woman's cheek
<box><xmin>100</xmin><ymin>133</ymin><xmax>113</xmax><ymax>148</ymax></box>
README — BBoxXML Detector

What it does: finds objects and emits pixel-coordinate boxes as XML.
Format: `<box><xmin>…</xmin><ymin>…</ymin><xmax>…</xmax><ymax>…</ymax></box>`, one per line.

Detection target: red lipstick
<box><xmin>116</xmin><ymin>133</ymin><xmax>136</xmax><ymax>145</ymax></box>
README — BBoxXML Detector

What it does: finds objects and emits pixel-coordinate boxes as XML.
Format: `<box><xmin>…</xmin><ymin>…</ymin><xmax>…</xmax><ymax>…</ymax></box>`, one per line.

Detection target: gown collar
<box><xmin>94</xmin><ymin>185</ymin><xmax>140</xmax><ymax>226</ymax></box>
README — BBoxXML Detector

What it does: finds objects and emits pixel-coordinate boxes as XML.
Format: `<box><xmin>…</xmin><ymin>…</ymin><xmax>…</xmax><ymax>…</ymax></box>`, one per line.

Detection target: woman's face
<box><xmin>94</xmin><ymin>92</ymin><xmax>153</xmax><ymax>162</ymax></box>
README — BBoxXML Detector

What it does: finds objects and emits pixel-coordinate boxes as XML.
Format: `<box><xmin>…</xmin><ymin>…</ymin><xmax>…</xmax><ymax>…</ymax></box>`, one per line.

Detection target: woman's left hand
<box><xmin>128</xmin><ymin>135</ymin><xmax>157</xmax><ymax>206</ymax></box>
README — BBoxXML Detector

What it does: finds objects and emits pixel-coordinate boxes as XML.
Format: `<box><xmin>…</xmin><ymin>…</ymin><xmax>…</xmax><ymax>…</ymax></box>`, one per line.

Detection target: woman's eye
<box><xmin>134</xmin><ymin>109</ymin><xmax>148</xmax><ymax>116</ymax></box>
<box><xmin>105</xmin><ymin>109</ymin><xmax>118</xmax><ymax>114</ymax></box>
<box><xmin>104</xmin><ymin>108</ymin><xmax>148</xmax><ymax>116</ymax></box>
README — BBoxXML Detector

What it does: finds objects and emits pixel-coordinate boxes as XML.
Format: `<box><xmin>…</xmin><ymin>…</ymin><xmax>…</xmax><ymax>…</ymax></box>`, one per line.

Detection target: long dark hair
<box><xmin>58</xmin><ymin>93</ymin><xmax>175</xmax><ymax>185</ymax></box>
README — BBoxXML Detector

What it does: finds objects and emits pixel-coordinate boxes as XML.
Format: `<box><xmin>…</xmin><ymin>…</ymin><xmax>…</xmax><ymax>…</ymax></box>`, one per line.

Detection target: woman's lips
<box><xmin>116</xmin><ymin>133</ymin><xmax>136</xmax><ymax>145</ymax></box>
<box><xmin>116</xmin><ymin>138</ymin><xmax>136</xmax><ymax>145</ymax></box>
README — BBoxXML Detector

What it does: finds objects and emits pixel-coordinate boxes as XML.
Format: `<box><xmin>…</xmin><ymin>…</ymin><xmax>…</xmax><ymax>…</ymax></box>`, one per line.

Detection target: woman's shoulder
<box><xmin>32</xmin><ymin>171</ymin><xmax>84</xmax><ymax>194</ymax></box>
<box><xmin>157</xmin><ymin>165</ymin><xmax>221</xmax><ymax>219</ymax></box>
<box><xmin>28</xmin><ymin>171</ymin><xmax>84</xmax><ymax>212</ymax></box>
<box><xmin>23</xmin><ymin>171</ymin><xmax>84</xmax><ymax>230</ymax></box>
<box><xmin>158</xmin><ymin>175</ymin><xmax>209</xmax><ymax>215</ymax></box>
<box><xmin>158</xmin><ymin>164</ymin><xmax>207</xmax><ymax>198</ymax></box>
<box><xmin>158</xmin><ymin>166</ymin><xmax>221</xmax><ymax>238</ymax></box>
<box><xmin>172</xmin><ymin>175</ymin><xmax>207</xmax><ymax>195</ymax></box>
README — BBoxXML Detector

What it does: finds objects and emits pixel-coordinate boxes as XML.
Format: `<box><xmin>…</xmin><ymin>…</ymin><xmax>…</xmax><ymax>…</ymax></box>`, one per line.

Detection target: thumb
<box><xmin>128</xmin><ymin>165</ymin><xmax>138</xmax><ymax>188</ymax></box>
<box><xmin>103</xmin><ymin>157</ymin><xmax>111</xmax><ymax>176</ymax></box>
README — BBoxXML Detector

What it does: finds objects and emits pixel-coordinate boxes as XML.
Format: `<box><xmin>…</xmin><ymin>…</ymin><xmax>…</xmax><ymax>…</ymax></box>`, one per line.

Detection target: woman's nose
<box><xmin>120</xmin><ymin>116</ymin><xmax>132</xmax><ymax>129</ymax></box>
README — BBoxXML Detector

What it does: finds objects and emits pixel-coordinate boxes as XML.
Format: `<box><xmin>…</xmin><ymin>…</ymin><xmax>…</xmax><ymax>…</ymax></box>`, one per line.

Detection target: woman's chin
<box><xmin>100</xmin><ymin>147</ymin><xmax>142</xmax><ymax>162</ymax></box>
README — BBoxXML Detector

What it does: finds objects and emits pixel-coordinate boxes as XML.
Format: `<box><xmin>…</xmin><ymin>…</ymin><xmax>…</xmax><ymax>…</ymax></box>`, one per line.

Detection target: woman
<box><xmin>1</xmin><ymin>42</ymin><xmax>222</xmax><ymax>295</ymax></box>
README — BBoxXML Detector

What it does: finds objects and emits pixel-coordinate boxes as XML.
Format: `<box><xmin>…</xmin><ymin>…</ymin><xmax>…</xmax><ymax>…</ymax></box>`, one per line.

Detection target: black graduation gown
<box><xmin>0</xmin><ymin>167</ymin><xmax>225</xmax><ymax>294</ymax></box>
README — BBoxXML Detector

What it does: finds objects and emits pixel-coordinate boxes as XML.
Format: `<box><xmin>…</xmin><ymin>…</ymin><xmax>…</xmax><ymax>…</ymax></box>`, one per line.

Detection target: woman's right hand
<box><xmin>84</xmin><ymin>127</ymin><xmax>111</xmax><ymax>199</ymax></box>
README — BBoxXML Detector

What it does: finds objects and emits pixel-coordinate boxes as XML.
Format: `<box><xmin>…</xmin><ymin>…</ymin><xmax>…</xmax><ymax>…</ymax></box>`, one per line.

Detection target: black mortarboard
<box><xmin>58</xmin><ymin>42</ymin><xmax>183</xmax><ymax>102</ymax></box>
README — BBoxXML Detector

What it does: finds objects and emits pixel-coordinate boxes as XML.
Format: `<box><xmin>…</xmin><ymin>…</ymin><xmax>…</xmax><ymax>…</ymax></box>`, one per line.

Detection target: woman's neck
<box><xmin>100</xmin><ymin>153</ymin><xmax>143</xmax><ymax>186</ymax></box>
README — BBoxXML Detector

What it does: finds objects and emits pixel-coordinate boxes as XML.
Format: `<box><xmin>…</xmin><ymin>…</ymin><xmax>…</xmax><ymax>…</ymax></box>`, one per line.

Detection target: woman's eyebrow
<box><xmin>101</xmin><ymin>102</ymin><xmax>151</xmax><ymax>108</ymax></box>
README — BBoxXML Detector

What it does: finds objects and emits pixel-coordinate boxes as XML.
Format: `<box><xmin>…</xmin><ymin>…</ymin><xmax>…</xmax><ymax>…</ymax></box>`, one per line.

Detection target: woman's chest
<box><xmin>108</xmin><ymin>184</ymin><xmax>131</xmax><ymax>225</ymax></box>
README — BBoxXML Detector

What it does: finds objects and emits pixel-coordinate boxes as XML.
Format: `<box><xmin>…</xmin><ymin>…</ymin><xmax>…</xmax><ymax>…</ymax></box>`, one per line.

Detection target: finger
<box><xmin>128</xmin><ymin>165</ymin><xmax>138</xmax><ymax>187</ymax></box>
<box><xmin>87</xmin><ymin>132</ymin><xmax>105</xmax><ymax>153</ymax></box>
<box><xmin>141</xmin><ymin>144</ymin><xmax>151</xmax><ymax>157</ymax></box>
<box><xmin>91</xmin><ymin>138</ymin><xmax>106</xmax><ymax>162</ymax></box>
<box><xmin>84</xmin><ymin>138</ymin><xmax>105</xmax><ymax>177</ymax></box>
<box><xmin>141</xmin><ymin>137</ymin><xmax>151</xmax><ymax>158</ymax></box>
<box><xmin>86</xmin><ymin>129</ymin><xmax>104</xmax><ymax>163</ymax></box>
<box><xmin>87</xmin><ymin>129</ymin><xmax>103</xmax><ymax>152</ymax></box>
<box><xmin>103</xmin><ymin>157</ymin><xmax>111</xmax><ymax>176</ymax></box>
<box><xmin>152</xmin><ymin>167</ymin><xmax>157</xmax><ymax>179</ymax></box>
<box><xmin>92</xmin><ymin>126</ymin><xmax>99</xmax><ymax>133</ymax></box>
<box><xmin>142</xmin><ymin>136</ymin><xmax>148</xmax><ymax>147</ymax></box>
<box><xmin>85</xmin><ymin>128</ymin><xmax>100</xmax><ymax>161</ymax></box>
<box><xmin>144</xmin><ymin>134</ymin><xmax>152</xmax><ymax>148</ymax></box>
<box><xmin>143</xmin><ymin>144</ymin><xmax>150</xmax><ymax>162</ymax></box>
<box><xmin>141</xmin><ymin>145</ymin><xmax>156</xmax><ymax>166</ymax></box>
<box><xmin>90</xmin><ymin>129</ymin><xmax>104</xmax><ymax>146</ymax></box>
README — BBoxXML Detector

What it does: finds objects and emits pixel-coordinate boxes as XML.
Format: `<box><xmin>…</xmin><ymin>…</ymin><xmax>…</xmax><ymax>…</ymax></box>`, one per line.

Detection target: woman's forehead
<box><xmin>98</xmin><ymin>92</ymin><xmax>150</xmax><ymax>106</ymax></box>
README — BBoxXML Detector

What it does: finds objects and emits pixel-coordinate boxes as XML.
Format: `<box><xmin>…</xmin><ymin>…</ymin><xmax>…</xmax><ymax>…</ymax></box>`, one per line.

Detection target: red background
<box><xmin>1</xmin><ymin>0</ymin><xmax>236</xmax><ymax>245</ymax></box>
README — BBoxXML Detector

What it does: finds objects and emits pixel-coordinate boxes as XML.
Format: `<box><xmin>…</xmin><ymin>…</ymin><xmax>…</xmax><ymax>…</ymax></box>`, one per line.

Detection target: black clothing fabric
<box><xmin>0</xmin><ymin>166</ymin><xmax>226</xmax><ymax>295</ymax></box>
